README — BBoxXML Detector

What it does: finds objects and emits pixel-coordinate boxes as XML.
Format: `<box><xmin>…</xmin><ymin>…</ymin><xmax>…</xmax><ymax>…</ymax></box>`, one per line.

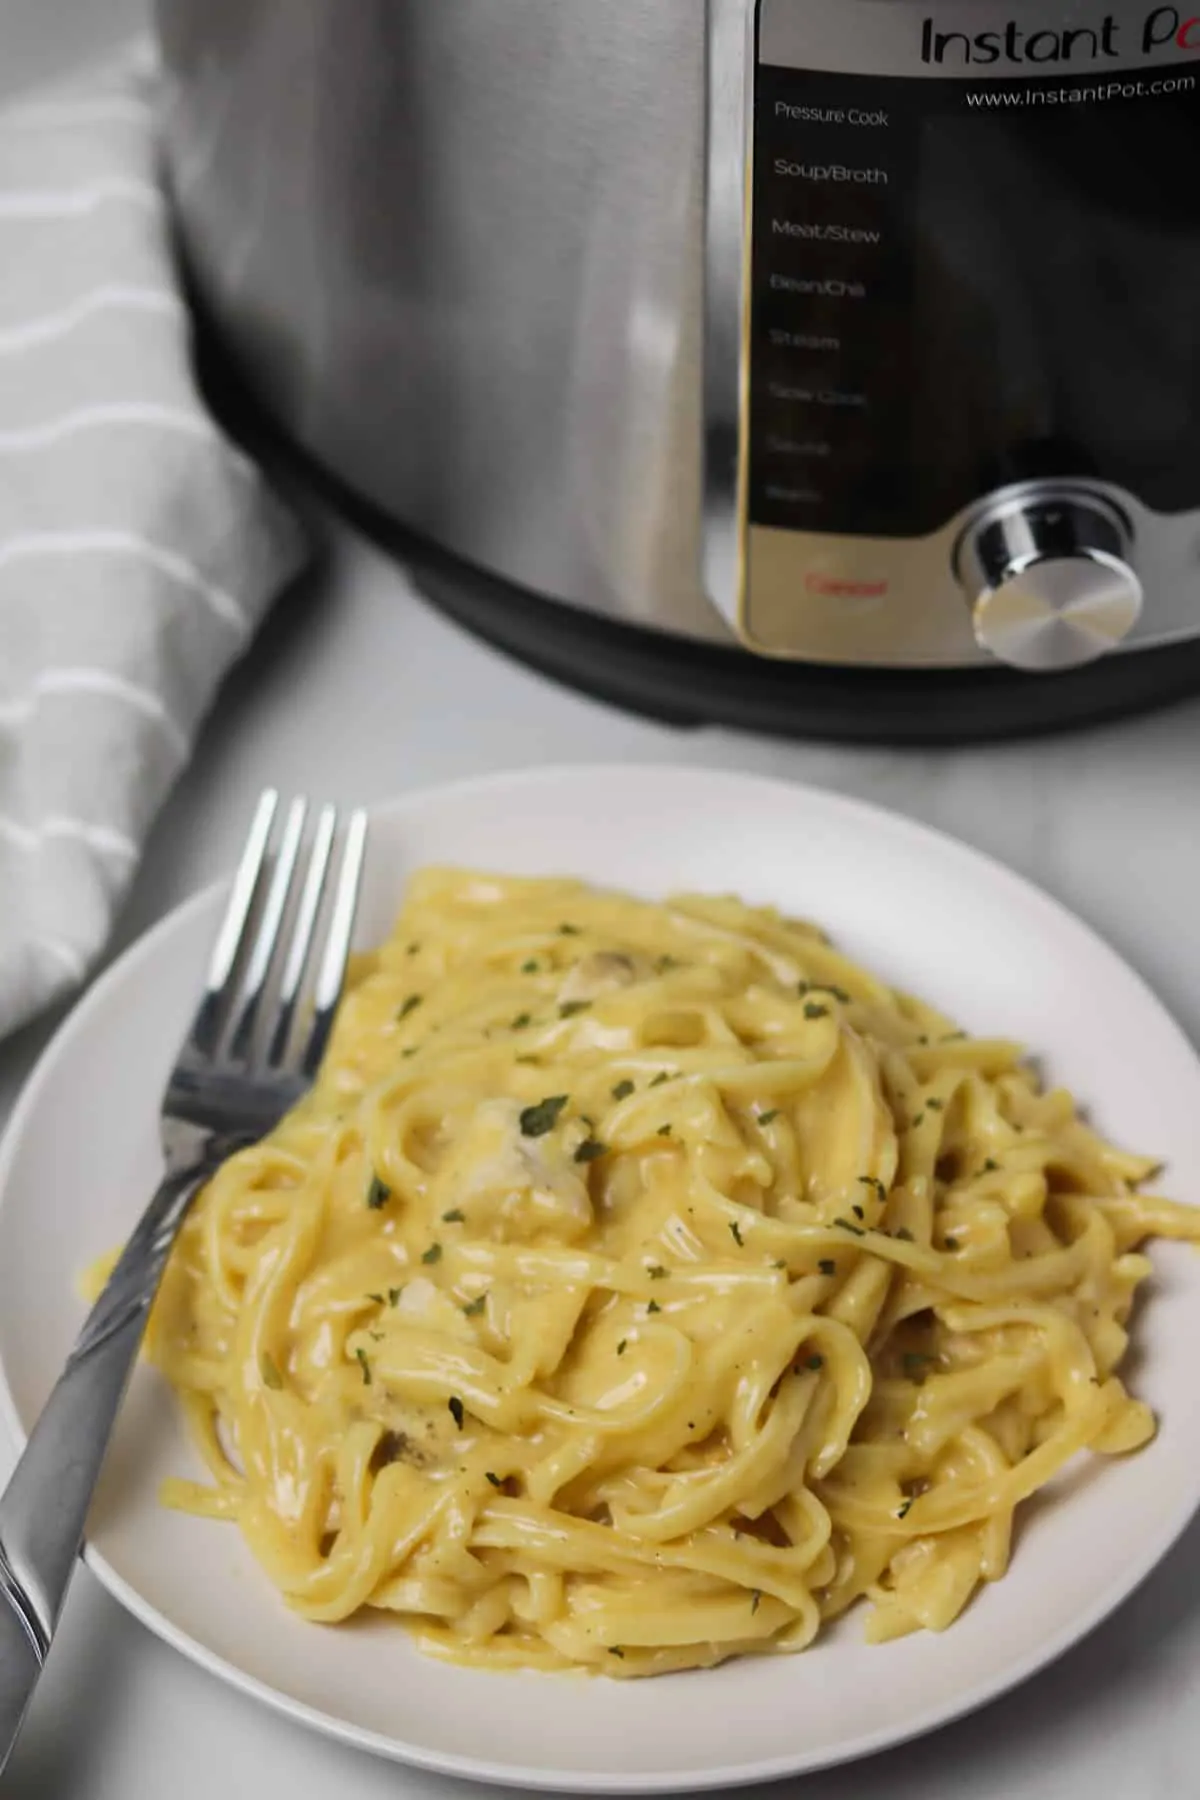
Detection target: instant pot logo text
<box><xmin>921</xmin><ymin>9</ymin><xmax>1200</xmax><ymax>65</ymax></box>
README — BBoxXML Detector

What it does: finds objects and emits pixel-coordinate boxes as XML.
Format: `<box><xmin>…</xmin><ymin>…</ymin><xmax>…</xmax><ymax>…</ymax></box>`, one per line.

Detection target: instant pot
<box><xmin>157</xmin><ymin>1</ymin><xmax>1200</xmax><ymax>740</ymax></box>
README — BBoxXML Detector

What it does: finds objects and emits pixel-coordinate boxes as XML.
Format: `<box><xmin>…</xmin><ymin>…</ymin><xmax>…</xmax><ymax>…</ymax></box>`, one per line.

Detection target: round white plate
<box><xmin>1</xmin><ymin>764</ymin><xmax>1199</xmax><ymax>1793</ymax></box>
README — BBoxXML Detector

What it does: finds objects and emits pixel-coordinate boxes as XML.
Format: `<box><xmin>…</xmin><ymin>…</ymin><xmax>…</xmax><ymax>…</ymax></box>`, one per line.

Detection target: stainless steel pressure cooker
<box><xmin>156</xmin><ymin>0</ymin><xmax>1200</xmax><ymax>739</ymax></box>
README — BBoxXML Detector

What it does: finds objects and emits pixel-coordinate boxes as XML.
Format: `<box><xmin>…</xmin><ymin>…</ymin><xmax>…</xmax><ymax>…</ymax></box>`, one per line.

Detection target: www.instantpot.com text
<box><xmin>964</xmin><ymin>70</ymin><xmax>1195</xmax><ymax>103</ymax></box>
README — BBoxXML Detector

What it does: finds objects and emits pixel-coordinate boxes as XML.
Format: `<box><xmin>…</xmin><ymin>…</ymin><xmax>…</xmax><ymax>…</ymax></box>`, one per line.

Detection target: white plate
<box><xmin>2</xmin><ymin>763</ymin><xmax>1199</xmax><ymax>1793</ymax></box>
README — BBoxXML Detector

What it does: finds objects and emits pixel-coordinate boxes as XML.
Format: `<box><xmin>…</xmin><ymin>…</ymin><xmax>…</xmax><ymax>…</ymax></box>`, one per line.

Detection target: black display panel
<box><xmin>748</xmin><ymin>53</ymin><xmax>1200</xmax><ymax>538</ymax></box>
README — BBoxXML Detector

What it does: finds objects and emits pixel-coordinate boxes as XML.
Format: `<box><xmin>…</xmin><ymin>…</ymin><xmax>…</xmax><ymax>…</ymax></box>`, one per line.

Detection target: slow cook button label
<box><xmin>767</xmin><ymin>382</ymin><xmax>868</xmax><ymax>408</ymax></box>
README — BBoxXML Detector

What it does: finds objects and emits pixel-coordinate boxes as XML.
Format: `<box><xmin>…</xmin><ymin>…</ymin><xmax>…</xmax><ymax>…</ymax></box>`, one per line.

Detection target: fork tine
<box><xmin>226</xmin><ymin>796</ymin><xmax>308</xmax><ymax>1063</ymax></box>
<box><xmin>187</xmin><ymin>789</ymin><xmax>278</xmax><ymax>1058</ymax></box>
<box><xmin>299</xmin><ymin>809</ymin><xmax>368</xmax><ymax>1078</ymax></box>
<box><xmin>265</xmin><ymin>802</ymin><xmax>337</xmax><ymax>1068</ymax></box>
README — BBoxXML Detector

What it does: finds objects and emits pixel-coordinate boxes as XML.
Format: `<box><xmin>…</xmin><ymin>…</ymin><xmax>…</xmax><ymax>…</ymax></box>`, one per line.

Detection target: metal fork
<box><xmin>0</xmin><ymin>790</ymin><xmax>368</xmax><ymax>1775</ymax></box>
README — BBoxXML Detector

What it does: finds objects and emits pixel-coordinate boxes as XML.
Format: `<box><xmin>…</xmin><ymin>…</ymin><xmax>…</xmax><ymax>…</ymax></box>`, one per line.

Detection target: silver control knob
<box><xmin>959</xmin><ymin>494</ymin><xmax>1143</xmax><ymax>673</ymax></box>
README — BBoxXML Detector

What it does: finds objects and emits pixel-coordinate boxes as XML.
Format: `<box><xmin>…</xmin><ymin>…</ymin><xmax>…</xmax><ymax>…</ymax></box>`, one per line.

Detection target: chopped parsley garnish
<box><xmin>911</xmin><ymin>1112</ymin><xmax>926</xmax><ymax>1128</ymax></box>
<box><xmin>818</xmin><ymin>1259</ymin><xmax>837</xmax><ymax>1276</ymax></box>
<box><xmin>520</xmin><ymin>1094</ymin><xmax>569</xmax><ymax>1138</ymax></box>
<box><xmin>366</xmin><ymin>1175</ymin><xmax>392</xmax><ymax>1210</ymax></box>
<box><xmin>448</xmin><ymin>1397</ymin><xmax>465</xmax><ymax>1430</ymax></box>
<box><xmin>608</xmin><ymin>1646</ymin><xmax>625</xmax><ymax>1659</ymax></box>
<box><xmin>511</xmin><ymin>1012</ymin><xmax>532</xmax><ymax>1030</ymax></box>
<box><xmin>355</xmin><ymin>1347</ymin><xmax>372</xmax><ymax>1385</ymax></box>
<box><xmin>805</xmin><ymin>1354</ymin><xmax>824</xmax><ymax>1371</ymax></box>
<box><xmin>944</xmin><ymin>1236</ymin><xmax>960</xmax><ymax>1251</ymax></box>
<box><xmin>657</xmin><ymin>1124</ymin><xmax>673</xmax><ymax>1138</ymax></box>
<box><xmin>656</xmin><ymin>954</ymin><xmax>682</xmax><ymax>973</ymax></box>
<box><xmin>485</xmin><ymin>1471</ymin><xmax>503</xmax><ymax>1488</ymax></box>
<box><xmin>649</xmin><ymin>1071</ymin><xmax>672</xmax><ymax>1088</ymax></box>
<box><xmin>422</xmin><ymin>1242</ymin><xmax>443</xmax><ymax>1266</ymax></box>
<box><xmin>894</xmin><ymin>1226</ymin><xmax>914</xmax><ymax>1242</ymax></box>
<box><xmin>617</xmin><ymin>1340</ymin><xmax>628</xmax><ymax>1356</ymax></box>
<box><xmin>396</xmin><ymin>994</ymin><xmax>422</xmax><ymax>1021</ymax></box>
<box><xmin>828</xmin><ymin>986</ymin><xmax>850</xmax><ymax>1003</ymax></box>
<box><xmin>648</xmin><ymin>1264</ymin><xmax>668</xmax><ymax>1281</ymax></box>
<box><xmin>367</xmin><ymin>1292</ymin><xmax>385</xmax><ymax>1305</ymax></box>
<box><xmin>730</xmin><ymin>1221</ymin><xmax>744</xmax><ymax>1247</ymax></box>
<box><xmin>647</xmin><ymin>1300</ymin><xmax>662</xmax><ymax>1315</ymax></box>
<box><xmin>443</xmin><ymin>1207</ymin><xmax>465</xmax><ymax>1223</ymax></box>
<box><xmin>897</xmin><ymin>1499</ymin><xmax>913</xmax><ymax>1520</ymax></box>
<box><xmin>387</xmin><ymin>1286</ymin><xmax>403</xmax><ymax>1306</ymax></box>
<box><xmin>835</xmin><ymin>1217</ymin><xmax>866</xmax><ymax>1237</ymax></box>
<box><xmin>260</xmin><ymin>1353</ymin><xmax>283</xmax><ymax>1391</ymax></box>
<box><xmin>758</xmin><ymin>1109</ymin><xmax>780</xmax><ymax>1126</ymax></box>
<box><xmin>773</xmin><ymin>1259</ymin><xmax>788</xmax><ymax>1271</ymax></box>
<box><xmin>401</xmin><ymin>1046</ymin><xmax>419</xmax><ymax>1059</ymax></box>
<box><xmin>612</xmin><ymin>1080</ymin><xmax>635</xmax><ymax>1101</ymax></box>
<box><xmin>851</xmin><ymin>1204</ymin><xmax>865</xmax><ymax>1221</ymax></box>
<box><xmin>859</xmin><ymin>1176</ymin><xmax>886</xmax><ymax>1200</ymax></box>
<box><xmin>521</xmin><ymin>959</ymin><xmax>540</xmax><ymax>974</ymax></box>
<box><xmin>982</xmin><ymin>1158</ymin><xmax>999</xmax><ymax>1173</ymax></box>
<box><xmin>926</xmin><ymin>1097</ymin><xmax>944</xmax><ymax>1111</ymax></box>
<box><xmin>462</xmin><ymin>1294</ymin><xmax>487</xmax><ymax>1317</ymax></box>
<box><xmin>574</xmin><ymin>1138</ymin><xmax>607</xmax><ymax>1164</ymax></box>
<box><xmin>559</xmin><ymin>923</ymin><xmax>581</xmax><ymax>936</ymax></box>
<box><xmin>750</xmin><ymin>1590</ymin><xmax>762</xmax><ymax>1615</ymax></box>
<box><xmin>406</xmin><ymin>942</ymin><xmax>420</xmax><ymax>957</ymax></box>
<box><xmin>559</xmin><ymin>1000</ymin><xmax>591</xmax><ymax>1019</ymax></box>
<box><xmin>903</xmin><ymin>1352</ymin><xmax>933</xmax><ymax>1380</ymax></box>
<box><xmin>804</xmin><ymin>1002</ymin><xmax>830</xmax><ymax>1021</ymax></box>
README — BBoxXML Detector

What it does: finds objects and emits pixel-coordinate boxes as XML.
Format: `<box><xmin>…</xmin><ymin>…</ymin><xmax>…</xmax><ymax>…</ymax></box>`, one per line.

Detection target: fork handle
<box><xmin>0</xmin><ymin>1154</ymin><xmax>217</xmax><ymax>1776</ymax></box>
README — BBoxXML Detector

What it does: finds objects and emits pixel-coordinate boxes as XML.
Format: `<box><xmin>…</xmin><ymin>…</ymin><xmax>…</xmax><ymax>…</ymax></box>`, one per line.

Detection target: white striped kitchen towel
<box><xmin>0</xmin><ymin>48</ymin><xmax>307</xmax><ymax>1039</ymax></box>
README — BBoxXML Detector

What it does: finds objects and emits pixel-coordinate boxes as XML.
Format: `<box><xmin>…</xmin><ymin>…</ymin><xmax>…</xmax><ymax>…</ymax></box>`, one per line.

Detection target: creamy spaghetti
<box><xmin>143</xmin><ymin>870</ymin><xmax>1200</xmax><ymax>1676</ymax></box>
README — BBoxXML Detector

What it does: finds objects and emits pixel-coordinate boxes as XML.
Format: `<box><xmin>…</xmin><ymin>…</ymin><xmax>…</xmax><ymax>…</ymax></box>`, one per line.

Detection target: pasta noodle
<box><xmin>144</xmin><ymin>870</ymin><xmax>1200</xmax><ymax>1677</ymax></box>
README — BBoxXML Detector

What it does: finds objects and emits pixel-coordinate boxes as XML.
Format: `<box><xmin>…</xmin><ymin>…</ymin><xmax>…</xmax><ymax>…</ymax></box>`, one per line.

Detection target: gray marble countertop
<box><xmin>3</xmin><ymin>7</ymin><xmax>1200</xmax><ymax>1798</ymax></box>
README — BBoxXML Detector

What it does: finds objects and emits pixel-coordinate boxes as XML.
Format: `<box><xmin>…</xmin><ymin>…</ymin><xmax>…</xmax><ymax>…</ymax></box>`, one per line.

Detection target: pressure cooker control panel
<box><xmin>749</xmin><ymin>66</ymin><xmax>919</xmax><ymax>542</ymax></box>
<box><xmin>704</xmin><ymin>0</ymin><xmax>1200</xmax><ymax>667</ymax></box>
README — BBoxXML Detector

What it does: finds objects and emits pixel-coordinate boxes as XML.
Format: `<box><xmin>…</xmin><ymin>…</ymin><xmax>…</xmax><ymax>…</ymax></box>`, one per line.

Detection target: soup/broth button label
<box><xmin>772</xmin><ymin>157</ymin><xmax>890</xmax><ymax>184</ymax></box>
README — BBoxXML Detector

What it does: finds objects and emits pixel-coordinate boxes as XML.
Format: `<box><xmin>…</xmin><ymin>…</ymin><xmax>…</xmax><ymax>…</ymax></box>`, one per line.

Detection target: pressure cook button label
<box><xmin>772</xmin><ymin>101</ymin><xmax>890</xmax><ymax>128</ymax></box>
